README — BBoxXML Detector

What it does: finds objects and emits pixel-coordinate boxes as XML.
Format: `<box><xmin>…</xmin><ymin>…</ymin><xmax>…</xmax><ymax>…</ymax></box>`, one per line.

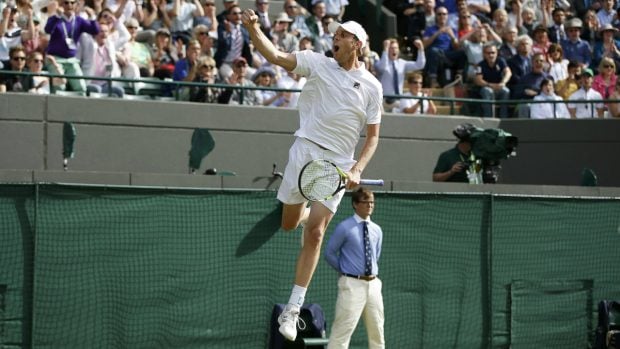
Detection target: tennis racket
<box><xmin>298</xmin><ymin>159</ymin><xmax>384</xmax><ymax>202</ymax></box>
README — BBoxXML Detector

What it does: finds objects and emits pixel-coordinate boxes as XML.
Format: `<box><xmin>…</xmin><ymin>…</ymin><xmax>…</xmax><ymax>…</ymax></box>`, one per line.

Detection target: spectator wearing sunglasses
<box><xmin>0</xmin><ymin>45</ymin><xmax>35</xmax><ymax>93</ymax></box>
<box><xmin>193</xmin><ymin>0</ymin><xmax>218</xmax><ymax>36</ymax></box>
<box><xmin>28</xmin><ymin>51</ymin><xmax>67</xmax><ymax>94</ymax></box>
<box><xmin>187</xmin><ymin>56</ymin><xmax>226</xmax><ymax>103</ymax></box>
<box><xmin>283</xmin><ymin>0</ymin><xmax>310</xmax><ymax>39</ymax></box>
<box><xmin>592</xmin><ymin>24</ymin><xmax>620</xmax><ymax>75</ymax></box>
<box><xmin>592</xmin><ymin>57</ymin><xmax>617</xmax><ymax>100</ymax></box>
<box><xmin>214</xmin><ymin>5</ymin><xmax>253</xmax><ymax>80</ymax></box>
<box><xmin>44</xmin><ymin>0</ymin><xmax>99</xmax><ymax>92</ymax></box>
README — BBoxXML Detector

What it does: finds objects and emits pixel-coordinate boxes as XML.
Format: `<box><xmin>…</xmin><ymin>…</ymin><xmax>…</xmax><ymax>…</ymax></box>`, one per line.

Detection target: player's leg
<box><xmin>281</xmin><ymin>203</ymin><xmax>310</xmax><ymax>231</ymax></box>
<box><xmin>361</xmin><ymin>279</ymin><xmax>385</xmax><ymax>349</ymax></box>
<box><xmin>327</xmin><ymin>277</ymin><xmax>367</xmax><ymax>349</ymax></box>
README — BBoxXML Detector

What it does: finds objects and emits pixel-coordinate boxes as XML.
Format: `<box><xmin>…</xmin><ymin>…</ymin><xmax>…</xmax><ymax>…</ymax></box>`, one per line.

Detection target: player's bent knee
<box><xmin>303</xmin><ymin>227</ymin><xmax>324</xmax><ymax>248</ymax></box>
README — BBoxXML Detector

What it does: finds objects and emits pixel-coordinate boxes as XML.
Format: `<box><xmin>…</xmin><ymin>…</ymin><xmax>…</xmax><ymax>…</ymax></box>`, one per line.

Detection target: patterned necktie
<box><xmin>392</xmin><ymin>60</ymin><xmax>400</xmax><ymax>95</ymax></box>
<box><xmin>363</xmin><ymin>221</ymin><xmax>372</xmax><ymax>276</ymax></box>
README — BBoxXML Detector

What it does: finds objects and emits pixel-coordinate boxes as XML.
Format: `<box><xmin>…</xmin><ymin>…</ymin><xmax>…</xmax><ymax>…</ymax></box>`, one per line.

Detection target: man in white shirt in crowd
<box><xmin>568</xmin><ymin>68</ymin><xmax>605</xmax><ymax>118</ymax></box>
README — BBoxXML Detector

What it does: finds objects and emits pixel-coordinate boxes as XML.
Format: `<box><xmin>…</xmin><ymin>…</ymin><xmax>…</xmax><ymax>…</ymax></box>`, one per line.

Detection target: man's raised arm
<box><xmin>241</xmin><ymin>9</ymin><xmax>297</xmax><ymax>72</ymax></box>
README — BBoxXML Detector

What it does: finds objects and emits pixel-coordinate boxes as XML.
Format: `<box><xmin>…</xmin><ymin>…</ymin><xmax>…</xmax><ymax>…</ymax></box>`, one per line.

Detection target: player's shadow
<box><xmin>235</xmin><ymin>203</ymin><xmax>282</xmax><ymax>257</ymax></box>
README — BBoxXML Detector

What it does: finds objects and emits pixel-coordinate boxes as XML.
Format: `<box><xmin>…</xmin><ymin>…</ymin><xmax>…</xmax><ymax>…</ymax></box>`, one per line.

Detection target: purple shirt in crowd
<box><xmin>45</xmin><ymin>15</ymin><xmax>100</xmax><ymax>58</ymax></box>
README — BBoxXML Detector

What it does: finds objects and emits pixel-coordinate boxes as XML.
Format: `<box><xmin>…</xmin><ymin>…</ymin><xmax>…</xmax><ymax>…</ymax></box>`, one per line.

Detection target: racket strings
<box><xmin>299</xmin><ymin>161</ymin><xmax>341</xmax><ymax>201</ymax></box>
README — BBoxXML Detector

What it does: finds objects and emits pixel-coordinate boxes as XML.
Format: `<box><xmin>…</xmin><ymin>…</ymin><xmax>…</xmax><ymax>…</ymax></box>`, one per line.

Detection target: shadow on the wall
<box><xmin>235</xmin><ymin>203</ymin><xmax>282</xmax><ymax>257</ymax></box>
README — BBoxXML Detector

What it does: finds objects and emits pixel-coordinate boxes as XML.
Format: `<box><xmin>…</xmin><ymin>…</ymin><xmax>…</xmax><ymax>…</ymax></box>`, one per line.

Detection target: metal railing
<box><xmin>3</xmin><ymin>70</ymin><xmax>618</xmax><ymax>118</ymax></box>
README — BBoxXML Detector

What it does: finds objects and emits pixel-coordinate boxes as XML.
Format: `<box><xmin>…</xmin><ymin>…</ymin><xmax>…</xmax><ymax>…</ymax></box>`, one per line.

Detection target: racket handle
<box><xmin>360</xmin><ymin>179</ymin><xmax>384</xmax><ymax>186</ymax></box>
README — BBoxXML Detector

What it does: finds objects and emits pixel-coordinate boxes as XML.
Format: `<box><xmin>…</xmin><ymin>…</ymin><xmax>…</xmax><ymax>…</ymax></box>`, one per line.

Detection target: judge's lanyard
<box><xmin>61</xmin><ymin>16</ymin><xmax>76</xmax><ymax>41</ymax></box>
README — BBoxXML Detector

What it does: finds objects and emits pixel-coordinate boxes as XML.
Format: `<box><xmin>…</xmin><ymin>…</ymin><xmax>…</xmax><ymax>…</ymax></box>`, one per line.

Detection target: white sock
<box><xmin>288</xmin><ymin>284</ymin><xmax>306</xmax><ymax>308</ymax></box>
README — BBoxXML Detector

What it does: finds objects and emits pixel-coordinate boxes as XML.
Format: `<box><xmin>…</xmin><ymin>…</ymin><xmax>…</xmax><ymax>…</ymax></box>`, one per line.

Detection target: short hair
<box><xmin>539</xmin><ymin>78</ymin><xmax>552</xmax><ymax>90</ymax></box>
<box><xmin>482</xmin><ymin>42</ymin><xmax>497</xmax><ymax>52</ymax></box>
<box><xmin>407</xmin><ymin>72</ymin><xmax>423</xmax><ymax>83</ymax></box>
<box><xmin>8</xmin><ymin>45</ymin><xmax>25</xmax><ymax>59</ymax></box>
<box><xmin>516</xmin><ymin>35</ymin><xmax>533</xmax><ymax>46</ymax></box>
<box><xmin>351</xmin><ymin>187</ymin><xmax>374</xmax><ymax>204</ymax></box>
<box><xmin>567</xmin><ymin>60</ymin><xmax>580</xmax><ymax>69</ymax></box>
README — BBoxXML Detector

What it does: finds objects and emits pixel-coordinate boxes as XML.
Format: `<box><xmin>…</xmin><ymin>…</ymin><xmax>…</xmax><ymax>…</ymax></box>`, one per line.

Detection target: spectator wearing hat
<box><xmin>219</xmin><ymin>56</ymin><xmax>259</xmax><ymax>105</ymax></box>
<box><xmin>151</xmin><ymin>27</ymin><xmax>179</xmax><ymax>79</ymax></box>
<box><xmin>592</xmin><ymin>56</ymin><xmax>617</xmax><ymax>99</ymax></box>
<box><xmin>596</xmin><ymin>0</ymin><xmax>615</xmax><ymax>27</ymax></box>
<box><xmin>214</xmin><ymin>4</ymin><xmax>253</xmax><ymax>79</ymax></box>
<box><xmin>531</xmin><ymin>24</ymin><xmax>551</xmax><ymax>60</ymax></box>
<box><xmin>253</xmin><ymin>65</ymin><xmax>288</xmax><ymax>106</ymax></box>
<box><xmin>592</xmin><ymin>24</ymin><xmax>620</xmax><ymax>72</ymax></box>
<box><xmin>193</xmin><ymin>0</ymin><xmax>218</xmax><ymax>35</ymax></box>
<box><xmin>271</xmin><ymin>12</ymin><xmax>299</xmax><ymax>53</ymax></box>
<box><xmin>283</xmin><ymin>0</ymin><xmax>311</xmax><ymax>39</ymax></box>
<box><xmin>561</xmin><ymin>17</ymin><xmax>592</xmax><ymax>68</ymax></box>
<box><xmin>168</xmin><ymin>0</ymin><xmax>204</xmax><ymax>46</ymax></box>
<box><xmin>555</xmin><ymin>60</ymin><xmax>582</xmax><ymax>99</ymax></box>
<box><xmin>567</xmin><ymin>68</ymin><xmax>605</xmax><ymax>118</ymax></box>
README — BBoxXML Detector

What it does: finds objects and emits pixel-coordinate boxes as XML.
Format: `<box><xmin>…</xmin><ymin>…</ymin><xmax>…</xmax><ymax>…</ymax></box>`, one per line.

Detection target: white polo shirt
<box><xmin>567</xmin><ymin>88</ymin><xmax>604</xmax><ymax>118</ymax></box>
<box><xmin>292</xmin><ymin>50</ymin><xmax>383</xmax><ymax>158</ymax></box>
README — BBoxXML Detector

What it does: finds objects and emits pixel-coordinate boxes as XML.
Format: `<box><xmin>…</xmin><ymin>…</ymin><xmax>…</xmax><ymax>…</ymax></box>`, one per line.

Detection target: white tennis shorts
<box><xmin>277</xmin><ymin>137</ymin><xmax>355</xmax><ymax>213</ymax></box>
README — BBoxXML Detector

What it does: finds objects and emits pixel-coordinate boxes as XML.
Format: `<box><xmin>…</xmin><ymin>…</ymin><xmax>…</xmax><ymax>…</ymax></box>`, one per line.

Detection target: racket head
<box><xmin>298</xmin><ymin>159</ymin><xmax>346</xmax><ymax>202</ymax></box>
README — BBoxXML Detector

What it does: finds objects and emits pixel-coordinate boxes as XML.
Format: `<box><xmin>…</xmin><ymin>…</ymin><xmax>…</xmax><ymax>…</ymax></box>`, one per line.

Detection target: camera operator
<box><xmin>432</xmin><ymin>123</ymin><xmax>480</xmax><ymax>183</ymax></box>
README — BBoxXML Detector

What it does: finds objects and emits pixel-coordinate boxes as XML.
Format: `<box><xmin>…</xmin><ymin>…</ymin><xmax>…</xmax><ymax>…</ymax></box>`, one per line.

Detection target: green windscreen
<box><xmin>1</xmin><ymin>184</ymin><xmax>620</xmax><ymax>349</ymax></box>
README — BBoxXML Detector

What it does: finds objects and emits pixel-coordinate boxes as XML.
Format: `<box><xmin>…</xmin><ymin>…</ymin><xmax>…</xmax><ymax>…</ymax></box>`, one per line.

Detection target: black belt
<box><xmin>304</xmin><ymin>138</ymin><xmax>329</xmax><ymax>150</ymax></box>
<box><xmin>343</xmin><ymin>273</ymin><xmax>377</xmax><ymax>281</ymax></box>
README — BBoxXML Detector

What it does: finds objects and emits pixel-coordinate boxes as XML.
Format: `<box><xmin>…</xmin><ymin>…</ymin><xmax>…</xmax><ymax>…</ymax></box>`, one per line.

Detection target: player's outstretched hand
<box><xmin>242</xmin><ymin>9</ymin><xmax>259</xmax><ymax>29</ymax></box>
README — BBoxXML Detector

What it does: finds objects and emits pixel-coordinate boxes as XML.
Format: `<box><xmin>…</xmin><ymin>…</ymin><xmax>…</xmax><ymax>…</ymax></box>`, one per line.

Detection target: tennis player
<box><xmin>241</xmin><ymin>10</ymin><xmax>383</xmax><ymax>342</ymax></box>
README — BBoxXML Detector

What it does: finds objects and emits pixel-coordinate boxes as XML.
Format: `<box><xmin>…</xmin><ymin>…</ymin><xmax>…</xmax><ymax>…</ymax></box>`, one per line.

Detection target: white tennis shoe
<box><xmin>278</xmin><ymin>304</ymin><xmax>301</xmax><ymax>341</ymax></box>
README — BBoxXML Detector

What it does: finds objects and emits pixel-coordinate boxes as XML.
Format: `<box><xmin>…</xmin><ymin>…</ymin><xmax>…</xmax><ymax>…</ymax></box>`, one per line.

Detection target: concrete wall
<box><xmin>1</xmin><ymin>93</ymin><xmax>620</xmax><ymax>191</ymax></box>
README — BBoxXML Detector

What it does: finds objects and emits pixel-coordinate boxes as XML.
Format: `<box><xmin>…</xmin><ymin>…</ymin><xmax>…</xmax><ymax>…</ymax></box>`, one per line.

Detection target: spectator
<box><xmin>173</xmin><ymin>38</ymin><xmax>201</xmax><ymax>81</ymax></box>
<box><xmin>97</xmin><ymin>8</ymin><xmax>131</xmax><ymax>50</ymax></box>
<box><xmin>315</xmin><ymin>15</ymin><xmax>334</xmax><ymax>54</ymax></box>
<box><xmin>374</xmin><ymin>38</ymin><xmax>425</xmax><ymax>109</ymax></box>
<box><xmin>304</xmin><ymin>0</ymin><xmax>325</xmax><ymax>44</ymax></box>
<box><xmin>298</xmin><ymin>35</ymin><xmax>314</xmax><ymax>51</ymax></box>
<box><xmin>214</xmin><ymin>5</ymin><xmax>252</xmax><ymax>79</ymax></box>
<box><xmin>0</xmin><ymin>6</ymin><xmax>25</xmax><ymax>65</ymax></box>
<box><xmin>187</xmin><ymin>56</ymin><xmax>225</xmax><ymax>103</ymax></box>
<box><xmin>121</xmin><ymin>17</ymin><xmax>154</xmax><ymax>76</ymax></box>
<box><xmin>592</xmin><ymin>56</ymin><xmax>617</xmax><ymax>99</ymax></box>
<box><xmin>546</xmin><ymin>8</ymin><xmax>566</xmax><ymax>44</ymax></box>
<box><xmin>322</xmin><ymin>0</ymin><xmax>348</xmax><ymax>21</ymax></box>
<box><xmin>219</xmin><ymin>56</ymin><xmax>258</xmax><ymax>105</ymax></box>
<box><xmin>561</xmin><ymin>17</ymin><xmax>592</xmax><ymax>68</ymax></box>
<box><xmin>193</xmin><ymin>0</ymin><xmax>218</xmax><ymax>36</ymax></box>
<box><xmin>422</xmin><ymin>6</ymin><xmax>466</xmax><ymax>87</ymax></box>
<box><xmin>573</xmin><ymin>0</ymin><xmax>600</xmax><ymax>20</ymax></box>
<box><xmin>581</xmin><ymin>10</ymin><xmax>600</xmax><ymax>48</ymax></box>
<box><xmin>283</xmin><ymin>0</ymin><xmax>311</xmax><ymax>39</ymax></box>
<box><xmin>78</xmin><ymin>22</ymin><xmax>127</xmax><ymax>97</ymax></box>
<box><xmin>193</xmin><ymin>24</ymin><xmax>215</xmax><ymax>57</ymax></box>
<box><xmin>271</xmin><ymin>12</ymin><xmax>299</xmax><ymax>53</ymax></box>
<box><xmin>498</xmin><ymin>26</ymin><xmax>518</xmax><ymax>60</ymax></box>
<box><xmin>360</xmin><ymin>37</ymin><xmax>380</xmax><ymax>76</ymax></box>
<box><xmin>400</xmin><ymin>0</ymin><xmax>426</xmax><ymax>42</ymax></box>
<box><xmin>459</xmin><ymin>23</ymin><xmax>502</xmax><ymax>81</ymax></box>
<box><xmin>44</xmin><ymin>0</ymin><xmax>100</xmax><ymax>92</ymax></box>
<box><xmin>0</xmin><ymin>45</ymin><xmax>35</xmax><ymax>93</ymax></box>
<box><xmin>433</xmin><ymin>123</ymin><xmax>481</xmax><ymax>183</ymax></box>
<box><xmin>216</xmin><ymin>0</ymin><xmax>236</xmax><ymax>23</ymax></box>
<box><xmin>596</xmin><ymin>0</ymin><xmax>614</xmax><ymax>27</ymax></box>
<box><xmin>276</xmin><ymin>69</ymin><xmax>305</xmax><ymax>108</ymax></box>
<box><xmin>546</xmin><ymin>43</ymin><xmax>568</xmax><ymax>81</ymax></box>
<box><xmin>15</xmin><ymin>6</ymin><xmax>42</xmax><ymax>57</ymax></box>
<box><xmin>107</xmin><ymin>0</ymin><xmax>142</xmax><ymax>22</ymax></box>
<box><xmin>519</xmin><ymin>7</ymin><xmax>537</xmax><ymax>36</ymax></box>
<box><xmin>507</xmin><ymin>34</ymin><xmax>532</xmax><ymax>98</ymax></box>
<box><xmin>568</xmin><ymin>68</ymin><xmax>605</xmax><ymax>118</ymax></box>
<box><xmin>252</xmin><ymin>65</ymin><xmax>287</xmax><ymax>106</ymax></box>
<box><xmin>555</xmin><ymin>60</ymin><xmax>582</xmax><ymax>100</ymax></box>
<box><xmin>530</xmin><ymin>78</ymin><xmax>570</xmax><ymax>118</ymax></box>
<box><xmin>151</xmin><ymin>27</ymin><xmax>178</xmax><ymax>79</ymax></box>
<box><xmin>324</xmin><ymin>187</ymin><xmax>384</xmax><ymax>349</ymax></box>
<box><xmin>167</xmin><ymin>0</ymin><xmax>203</xmax><ymax>45</ymax></box>
<box><xmin>456</xmin><ymin>9</ymin><xmax>475</xmax><ymax>39</ymax></box>
<box><xmin>531</xmin><ymin>24</ymin><xmax>551</xmax><ymax>60</ymax></box>
<box><xmin>394</xmin><ymin>72</ymin><xmax>437</xmax><ymax>114</ymax></box>
<box><xmin>254</xmin><ymin>0</ymin><xmax>271</xmax><ymax>37</ymax></box>
<box><xmin>592</xmin><ymin>24</ymin><xmax>620</xmax><ymax>73</ymax></box>
<box><xmin>605</xmin><ymin>79</ymin><xmax>620</xmax><ymax>117</ymax></box>
<box><xmin>141</xmin><ymin>0</ymin><xmax>172</xmax><ymax>34</ymax></box>
<box><xmin>513</xmin><ymin>52</ymin><xmax>551</xmax><ymax>116</ymax></box>
<box><xmin>491</xmin><ymin>9</ymin><xmax>509</xmax><ymax>35</ymax></box>
<box><xmin>28</xmin><ymin>51</ymin><xmax>67</xmax><ymax>94</ymax></box>
<box><xmin>474</xmin><ymin>42</ymin><xmax>512</xmax><ymax>118</ymax></box>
